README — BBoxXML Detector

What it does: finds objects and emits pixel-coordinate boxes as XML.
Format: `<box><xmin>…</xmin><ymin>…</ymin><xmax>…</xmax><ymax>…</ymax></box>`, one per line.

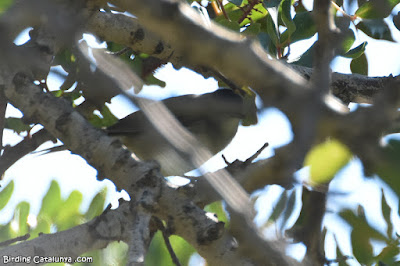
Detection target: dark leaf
<box><xmin>351</xmin><ymin>227</ymin><xmax>374</xmax><ymax>264</ymax></box>
<box><xmin>343</xmin><ymin>41</ymin><xmax>368</xmax><ymax>59</ymax></box>
<box><xmin>228</xmin><ymin>0</ymin><xmax>243</xmax><ymax>5</ymax></box>
<box><xmin>375</xmin><ymin>245</ymin><xmax>400</xmax><ymax>264</ymax></box>
<box><xmin>0</xmin><ymin>181</ymin><xmax>14</xmax><ymax>211</ymax></box>
<box><xmin>381</xmin><ymin>189</ymin><xmax>393</xmax><ymax>238</ymax></box>
<box><xmin>350</xmin><ymin>53</ymin><xmax>368</xmax><ymax>75</ymax></box>
<box><xmin>243</xmin><ymin>23</ymin><xmax>261</xmax><ymax>36</ymax></box>
<box><xmin>280</xmin><ymin>0</ymin><xmax>296</xmax><ymax>36</ymax></box>
<box><xmin>356</xmin><ymin>19</ymin><xmax>394</xmax><ymax>41</ymax></box>
<box><xmin>393</xmin><ymin>12</ymin><xmax>400</xmax><ymax>31</ymax></box>
<box><xmin>281</xmin><ymin>11</ymin><xmax>316</xmax><ymax>45</ymax></box>
<box><xmin>375</xmin><ymin>139</ymin><xmax>400</xmax><ymax>197</ymax></box>
<box><xmin>4</xmin><ymin>117</ymin><xmax>31</xmax><ymax>133</ymax></box>
<box><xmin>281</xmin><ymin>190</ymin><xmax>297</xmax><ymax>230</ymax></box>
<box><xmin>292</xmin><ymin>42</ymin><xmax>315</xmax><ymax>67</ymax></box>
<box><xmin>340</xmin><ymin>207</ymin><xmax>388</xmax><ymax>243</ymax></box>
<box><xmin>355</xmin><ymin>0</ymin><xmax>400</xmax><ymax>19</ymax></box>
<box><xmin>268</xmin><ymin>191</ymin><xmax>288</xmax><ymax>222</ymax></box>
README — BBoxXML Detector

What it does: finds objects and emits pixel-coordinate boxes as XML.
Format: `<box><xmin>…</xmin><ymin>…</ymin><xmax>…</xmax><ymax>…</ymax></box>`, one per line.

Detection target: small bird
<box><xmin>106</xmin><ymin>89</ymin><xmax>245</xmax><ymax>176</ymax></box>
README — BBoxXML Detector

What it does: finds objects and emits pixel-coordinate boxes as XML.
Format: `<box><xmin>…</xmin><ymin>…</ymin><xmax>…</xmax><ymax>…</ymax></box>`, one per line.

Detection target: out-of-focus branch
<box><xmin>0</xmin><ymin>91</ymin><xmax>6</xmax><ymax>153</ymax></box>
<box><xmin>4</xmin><ymin>73</ymin><xmax>153</xmax><ymax>190</ymax></box>
<box><xmin>285</xmin><ymin>188</ymin><xmax>327</xmax><ymax>265</ymax></box>
<box><xmin>0</xmin><ymin>129</ymin><xmax>55</xmax><ymax>177</ymax></box>
<box><xmin>109</xmin><ymin>0</ymin><xmax>308</xmax><ymax>104</ymax></box>
<box><xmin>88</xmin><ymin>43</ymin><xmax>298</xmax><ymax>264</ymax></box>
<box><xmin>86</xmin><ymin>9</ymin><xmax>396</xmax><ymax>105</ymax></box>
<box><xmin>86</xmin><ymin>12</ymin><xmax>174</xmax><ymax>62</ymax></box>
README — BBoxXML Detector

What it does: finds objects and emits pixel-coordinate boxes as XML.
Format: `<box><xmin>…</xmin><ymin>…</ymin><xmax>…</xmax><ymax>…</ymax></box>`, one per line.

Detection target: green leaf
<box><xmin>30</xmin><ymin>218</ymin><xmax>51</xmax><ymax>237</ymax></box>
<box><xmin>375</xmin><ymin>139</ymin><xmax>400</xmax><ymax>196</ymax></box>
<box><xmin>89</xmin><ymin>104</ymin><xmax>118</xmax><ymax>128</ymax></box>
<box><xmin>292</xmin><ymin>42</ymin><xmax>315</xmax><ymax>68</ymax></box>
<box><xmin>0</xmin><ymin>222</ymin><xmax>13</xmax><ymax>243</ymax></box>
<box><xmin>350</xmin><ymin>53</ymin><xmax>368</xmax><ymax>75</ymax></box>
<box><xmin>281</xmin><ymin>11</ymin><xmax>316</xmax><ymax>45</ymax></box>
<box><xmin>0</xmin><ymin>180</ymin><xmax>14</xmax><ymax>211</ymax></box>
<box><xmin>85</xmin><ymin>187</ymin><xmax>107</xmax><ymax>220</ymax></box>
<box><xmin>14</xmin><ymin>201</ymin><xmax>30</xmax><ymax>235</ymax></box>
<box><xmin>357</xmin><ymin>20</ymin><xmax>393</xmax><ymax>41</ymax></box>
<box><xmin>264</xmin><ymin>0</ymin><xmax>281</xmax><ymax>44</ymax></box>
<box><xmin>375</xmin><ymin>245</ymin><xmax>400</xmax><ymax>264</ymax></box>
<box><xmin>334</xmin><ymin>235</ymin><xmax>351</xmax><ymax>266</ymax></box>
<box><xmin>285</xmin><ymin>187</ymin><xmax>310</xmax><ymax>242</ymax></box>
<box><xmin>101</xmin><ymin>241</ymin><xmax>128</xmax><ymax>266</ymax></box>
<box><xmin>305</xmin><ymin>139</ymin><xmax>352</xmax><ymax>185</ymax></box>
<box><xmin>339</xmin><ymin>30</ymin><xmax>356</xmax><ymax>54</ymax></box>
<box><xmin>281</xmin><ymin>189</ymin><xmax>297</xmax><ymax>230</ymax></box>
<box><xmin>4</xmin><ymin>117</ymin><xmax>31</xmax><ymax>133</ymax></box>
<box><xmin>0</xmin><ymin>0</ymin><xmax>13</xmax><ymax>14</ymax></box>
<box><xmin>340</xmin><ymin>207</ymin><xmax>388</xmax><ymax>242</ymax></box>
<box><xmin>38</xmin><ymin>180</ymin><xmax>62</xmax><ymax>221</ymax></box>
<box><xmin>205</xmin><ymin>201</ymin><xmax>229</xmax><ymax>226</ymax></box>
<box><xmin>145</xmin><ymin>231</ymin><xmax>175</xmax><ymax>266</ymax></box>
<box><xmin>280</xmin><ymin>0</ymin><xmax>296</xmax><ymax>36</ymax></box>
<box><xmin>355</xmin><ymin>0</ymin><xmax>400</xmax><ymax>19</ymax></box>
<box><xmin>228</xmin><ymin>0</ymin><xmax>243</xmax><ymax>5</ymax></box>
<box><xmin>216</xmin><ymin>19</ymin><xmax>241</xmax><ymax>32</ymax></box>
<box><xmin>241</xmin><ymin>87</ymin><xmax>258</xmax><ymax>126</ymax></box>
<box><xmin>55</xmin><ymin>190</ymin><xmax>83</xmax><ymax>230</ymax></box>
<box><xmin>244</xmin><ymin>3</ymin><xmax>268</xmax><ymax>26</ymax></box>
<box><xmin>53</xmin><ymin>49</ymin><xmax>76</xmax><ymax>73</ymax></box>
<box><xmin>380</xmin><ymin>190</ymin><xmax>393</xmax><ymax>239</ymax></box>
<box><xmin>265</xmin><ymin>12</ymin><xmax>280</xmax><ymax>47</ymax></box>
<box><xmin>269</xmin><ymin>191</ymin><xmax>288</xmax><ymax>222</ymax></box>
<box><xmin>393</xmin><ymin>12</ymin><xmax>400</xmax><ymax>31</ymax></box>
<box><xmin>343</xmin><ymin>41</ymin><xmax>367</xmax><ymax>59</ymax></box>
<box><xmin>169</xmin><ymin>235</ymin><xmax>196</xmax><ymax>266</ymax></box>
<box><xmin>351</xmin><ymin>227</ymin><xmax>374</xmax><ymax>264</ymax></box>
<box><xmin>243</xmin><ymin>22</ymin><xmax>261</xmax><ymax>36</ymax></box>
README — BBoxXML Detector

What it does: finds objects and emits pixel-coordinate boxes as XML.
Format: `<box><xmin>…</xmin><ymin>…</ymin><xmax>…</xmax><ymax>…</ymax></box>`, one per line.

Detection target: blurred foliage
<box><xmin>304</xmin><ymin>139</ymin><xmax>352</xmax><ymax>185</ymax></box>
<box><xmin>0</xmin><ymin>0</ymin><xmax>13</xmax><ymax>14</ymax></box>
<box><xmin>2</xmin><ymin>0</ymin><xmax>400</xmax><ymax>265</ymax></box>
<box><xmin>0</xmin><ymin>180</ymin><xmax>198</xmax><ymax>265</ymax></box>
<box><xmin>146</xmin><ymin>232</ymin><xmax>195</xmax><ymax>266</ymax></box>
<box><xmin>4</xmin><ymin>117</ymin><xmax>31</xmax><ymax>134</ymax></box>
<box><xmin>0</xmin><ymin>180</ymin><xmax>116</xmax><ymax>265</ymax></box>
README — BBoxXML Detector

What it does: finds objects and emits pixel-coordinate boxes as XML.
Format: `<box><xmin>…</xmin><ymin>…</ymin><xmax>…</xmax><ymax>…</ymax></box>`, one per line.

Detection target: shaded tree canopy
<box><xmin>0</xmin><ymin>0</ymin><xmax>400</xmax><ymax>265</ymax></box>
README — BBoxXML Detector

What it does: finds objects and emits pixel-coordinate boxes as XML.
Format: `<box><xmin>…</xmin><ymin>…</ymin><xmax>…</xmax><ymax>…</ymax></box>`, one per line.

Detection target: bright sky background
<box><xmin>1</xmin><ymin>2</ymin><xmax>400</xmax><ymax>264</ymax></box>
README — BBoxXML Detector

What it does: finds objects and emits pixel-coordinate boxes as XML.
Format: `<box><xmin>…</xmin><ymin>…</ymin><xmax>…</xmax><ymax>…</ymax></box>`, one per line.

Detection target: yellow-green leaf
<box><xmin>305</xmin><ymin>139</ymin><xmax>352</xmax><ymax>184</ymax></box>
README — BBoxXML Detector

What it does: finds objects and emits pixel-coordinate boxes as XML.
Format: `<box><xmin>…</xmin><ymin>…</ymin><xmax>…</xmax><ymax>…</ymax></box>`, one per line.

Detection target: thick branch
<box><xmin>86</xmin><ymin>9</ymin><xmax>394</xmax><ymax>105</ymax></box>
<box><xmin>0</xmin><ymin>201</ymin><xmax>135</xmax><ymax>265</ymax></box>
<box><xmin>4</xmin><ymin>74</ymin><xmax>151</xmax><ymax>190</ymax></box>
<box><xmin>109</xmin><ymin>0</ymin><xmax>308</xmax><ymax>104</ymax></box>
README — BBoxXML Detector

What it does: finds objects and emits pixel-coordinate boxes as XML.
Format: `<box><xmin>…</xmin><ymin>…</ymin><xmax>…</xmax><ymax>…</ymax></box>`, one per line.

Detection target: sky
<box><xmin>1</xmin><ymin>2</ymin><xmax>400</xmax><ymax>263</ymax></box>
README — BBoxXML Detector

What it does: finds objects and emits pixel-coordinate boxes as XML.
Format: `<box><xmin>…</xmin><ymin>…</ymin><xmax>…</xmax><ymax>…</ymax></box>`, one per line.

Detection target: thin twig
<box><xmin>0</xmin><ymin>234</ymin><xmax>30</xmax><ymax>247</ymax></box>
<box><xmin>153</xmin><ymin>217</ymin><xmax>181</xmax><ymax>266</ymax></box>
<box><xmin>106</xmin><ymin>47</ymin><xmax>131</xmax><ymax>56</ymax></box>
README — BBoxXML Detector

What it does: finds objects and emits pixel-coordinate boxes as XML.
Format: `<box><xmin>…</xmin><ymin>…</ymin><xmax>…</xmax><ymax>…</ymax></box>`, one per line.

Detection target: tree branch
<box><xmin>0</xmin><ymin>129</ymin><xmax>55</xmax><ymax>177</ymax></box>
<box><xmin>86</xmin><ymin>9</ymin><xmax>396</xmax><ymax>105</ymax></box>
<box><xmin>0</xmin><ymin>201</ymin><xmax>135</xmax><ymax>265</ymax></box>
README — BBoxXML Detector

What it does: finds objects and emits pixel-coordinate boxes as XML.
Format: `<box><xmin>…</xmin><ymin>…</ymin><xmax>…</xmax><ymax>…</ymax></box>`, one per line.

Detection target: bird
<box><xmin>106</xmin><ymin>89</ymin><xmax>245</xmax><ymax>176</ymax></box>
